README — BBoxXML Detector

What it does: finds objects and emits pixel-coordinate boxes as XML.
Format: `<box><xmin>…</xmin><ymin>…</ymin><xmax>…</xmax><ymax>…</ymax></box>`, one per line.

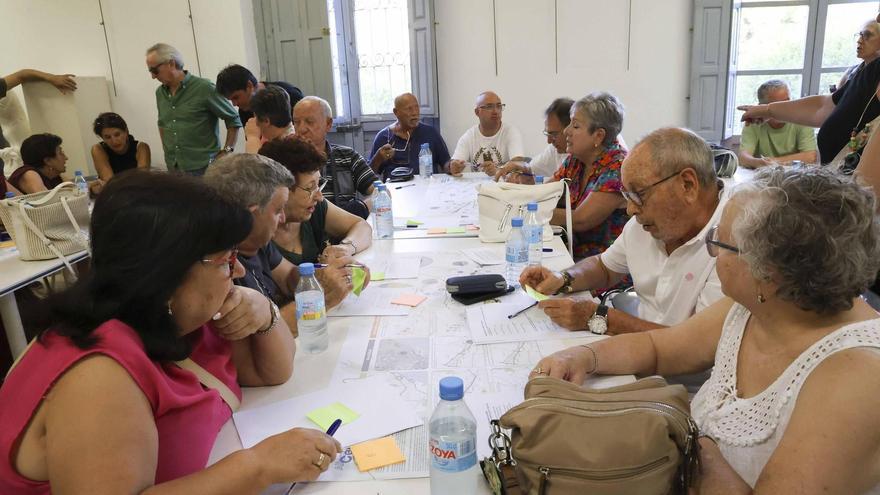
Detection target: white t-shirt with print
<box><xmin>528</xmin><ymin>143</ymin><xmax>567</xmax><ymax>178</ymax></box>
<box><xmin>451</xmin><ymin>122</ymin><xmax>525</xmax><ymax>164</ymax></box>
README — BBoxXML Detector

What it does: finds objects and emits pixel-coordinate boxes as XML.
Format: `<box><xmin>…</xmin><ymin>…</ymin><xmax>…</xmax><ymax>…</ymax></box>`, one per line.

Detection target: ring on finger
<box><xmin>531</xmin><ymin>367</ymin><xmax>545</xmax><ymax>375</ymax></box>
<box><xmin>313</xmin><ymin>452</ymin><xmax>326</xmax><ymax>468</ymax></box>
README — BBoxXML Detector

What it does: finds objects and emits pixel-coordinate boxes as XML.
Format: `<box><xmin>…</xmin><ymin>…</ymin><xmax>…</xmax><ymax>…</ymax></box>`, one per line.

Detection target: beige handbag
<box><xmin>497</xmin><ymin>376</ymin><xmax>699</xmax><ymax>495</ymax></box>
<box><xmin>0</xmin><ymin>182</ymin><xmax>90</xmax><ymax>270</ymax></box>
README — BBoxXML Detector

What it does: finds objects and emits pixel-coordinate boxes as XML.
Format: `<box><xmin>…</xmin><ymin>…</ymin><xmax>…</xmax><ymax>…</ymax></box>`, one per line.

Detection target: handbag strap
<box><xmin>563</xmin><ymin>179</ymin><xmax>573</xmax><ymax>258</ymax></box>
<box><xmin>174</xmin><ymin>358</ymin><xmax>241</xmax><ymax>412</ymax></box>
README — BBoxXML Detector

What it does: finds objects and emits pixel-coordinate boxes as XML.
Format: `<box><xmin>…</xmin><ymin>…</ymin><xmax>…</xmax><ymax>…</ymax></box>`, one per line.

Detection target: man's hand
<box><xmin>213</xmin><ymin>286</ymin><xmax>272</xmax><ymax>340</ymax></box>
<box><xmin>737</xmin><ymin>104</ymin><xmax>770</xmax><ymax>126</ymax></box>
<box><xmin>447</xmin><ymin>159</ymin><xmax>467</xmax><ymax>176</ymax></box>
<box><xmin>519</xmin><ymin>266</ymin><xmax>565</xmax><ymax>295</ymax></box>
<box><xmin>375</xmin><ymin>144</ymin><xmax>394</xmax><ymax>164</ymax></box>
<box><xmin>48</xmin><ymin>74</ymin><xmax>77</xmax><ymax>94</ymax></box>
<box><xmin>479</xmin><ymin>161</ymin><xmax>498</xmax><ymax>177</ymax></box>
<box><xmin>537</xmin><ymin>297</ymin><xmax>597</xmax><ymax>331</ymax></box>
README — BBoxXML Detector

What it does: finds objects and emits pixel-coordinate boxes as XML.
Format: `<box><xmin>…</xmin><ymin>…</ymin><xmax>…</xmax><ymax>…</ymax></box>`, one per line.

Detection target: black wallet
<box><xmin>388</xmin><ymin>166</ymin><xmax>414</xmax><ymax>182</ymax></box>
<box><xmin>452</xmin><ymin>286</ymin><xmax>515</xmax><ymax>305</ymax></box>
<box><xmin>446</xmin><ymin>274</ymin><xmax>508</xmax><ymax>294</ymax></box>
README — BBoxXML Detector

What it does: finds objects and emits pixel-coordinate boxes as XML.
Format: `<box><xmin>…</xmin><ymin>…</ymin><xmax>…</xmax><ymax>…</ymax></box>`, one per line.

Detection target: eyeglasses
<box><xmin>543</xmin><ymin>130</ymin><xmax>562</xmax><ymax>139</ymax></box>
<box><xmin>387</xmin><ymin>129</ymin><xmax>411</xmax><ymax>152</ymax></box>
<box><xmin>704</xmin><ymin>225</ymin><xmax>739</xmax><ymax>257</ymax></box>
<box><xmin>620</xmin><ymin>171</ymin><xmax>681</xmax><ymax>207</ymax></box>
<box><xmin>148</xmin><ymin>61</ymin><xmax>167</xmax><ymax>75</ymax></box>
<box><xmin>855</xmin><ymin>30</ymin><xmax>876</xmax><ymax>41</ymax></box>
<box><xmin>201</xmin><ymin>248</ymin><xmax>239</xmax><ymax>278</ymax></box>
<box><xmin>295</xmin><ymin>177</ymin><xmax>329</xmax><ymax>196</ymax></box>
<box><xmin>478</xmin><ymin>103</ymin><xmax>506</xmax><ymax>111</ymax></box>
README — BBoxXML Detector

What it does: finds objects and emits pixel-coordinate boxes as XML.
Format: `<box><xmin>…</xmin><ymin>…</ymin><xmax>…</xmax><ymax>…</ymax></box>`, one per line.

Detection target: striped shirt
<box><xmin>321</xmin><ymin>141</ymin><xmax>378</xmax><ymax>205</ymax></box>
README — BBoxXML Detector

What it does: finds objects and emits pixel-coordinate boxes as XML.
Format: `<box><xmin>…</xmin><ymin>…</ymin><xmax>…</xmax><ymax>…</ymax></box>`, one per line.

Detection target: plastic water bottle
<box><xmin>419</xmin><ymin>143</ymin><xmax>433</xmax><ymax>179</ymax></box>
<box><xmin>429</xmin><ymin>376</ymin><xmax>481</xmax><ymax>494</ymax></box>
<box><xmin>295</xmin><ymin>262</ymin><xmax>329</xmax><ymax>353</ymax></box>
<box><xmin>375</xmin><ymin>184</ymin><xmax>394</xmax><ymax>239</ymax></box>
<box><xmin>505</xmin><ymin>217</ymin><xmax>528</xmax><ymax>287</ymax></box>
<box><xmin>73</xmin><ymin>171</ymin><xmax>88</xmax><ymax>195</ymax></box>
<box><xmin>524</xmin><ymin>202</ymin><xmax>542</xmax><ymax>266</ymax></box>
<box><xmin>370</xmin><ymin>180</ymin><xmax>382</xmax><ymax>232</ymax></box>
<box><xmin>535</xmin><ymin>175</ymin><xmax>544</xmax><ymax>184</ymax></box>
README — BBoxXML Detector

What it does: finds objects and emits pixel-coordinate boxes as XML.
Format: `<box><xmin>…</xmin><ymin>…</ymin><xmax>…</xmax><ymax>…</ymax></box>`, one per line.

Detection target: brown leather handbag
<box><xmin>497</xmin><ymin>376</ymin><xmax>700</xmax><ymax>495</ymax></box>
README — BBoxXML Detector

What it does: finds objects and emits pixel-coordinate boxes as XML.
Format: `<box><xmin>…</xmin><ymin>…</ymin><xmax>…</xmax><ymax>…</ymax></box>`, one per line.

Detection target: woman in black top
<box><xmin>90</xmin><ymin>112</ymin><xmax>150</xmax><ymax>185</ymax></box>
<box><xmin>739</xmin><ymin>17</ymin><xmax>880</xmax><ymax>164</ymax></box>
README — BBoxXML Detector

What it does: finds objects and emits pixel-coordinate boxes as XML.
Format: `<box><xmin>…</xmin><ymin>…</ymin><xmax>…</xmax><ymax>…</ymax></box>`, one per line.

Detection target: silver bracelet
<box><xmin>579</xmin><ymin>344</ymin><xmax>598</xmax><ymax>374</ymax></box>
<box><xmin>255</xmin><ymin>299</ymin><xmax>280</xmax><ymax>336</ymax></box>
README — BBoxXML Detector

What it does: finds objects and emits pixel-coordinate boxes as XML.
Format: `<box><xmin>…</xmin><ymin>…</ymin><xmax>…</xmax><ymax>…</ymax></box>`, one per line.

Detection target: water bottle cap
<box><xmin>298</xmin><ymin>262</ymin><xmax>315</xmax><ymax>276</ymax></box>
<box><xmin>439</xmin><ymin>376</ymin><xmax>464</xmax><ymax>400</ymax></box>
<box><xmin>535</xmin><ymin>175</ymin><xmax>544</xmax><ymax>183</ymax></box>
<box><xmin>378</xmin><ymin>184</ymin><xmax>387</xmax><ymax>191</ymax></box>
<box><xmin>511</xmin><ymin>217</ymin><xmax>523</xmax><ymax>227</ymax></box>
<box><xmin>527</xmin><ymin>202</ymin><xmax>538</xmax><ymax>211</ymax></box>
<box><xmin>74</xmin><ymin>171</ymin><xmax>83</xmax><ymax>176</ymax></box>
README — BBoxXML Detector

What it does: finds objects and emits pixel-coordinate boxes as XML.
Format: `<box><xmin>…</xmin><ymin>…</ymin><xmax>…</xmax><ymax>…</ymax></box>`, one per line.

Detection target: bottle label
<box><xmin>505</xmin><ymin>243</ymin><xmax>528</xmax><ymax>263</ymax></box>
<box><xmin>296</xmin><ymin>298</ymin><xmax>325</xmax><ymax>321</ymax></box>
<box><xmin>527</xmin><ymin>225</ymin><xmax>542</xmax><ymax>243</ymax></box>
<box><xmin>430</xmin><ymin>437</ymin><xmax>476</xmax><ymax>473</ymax></box>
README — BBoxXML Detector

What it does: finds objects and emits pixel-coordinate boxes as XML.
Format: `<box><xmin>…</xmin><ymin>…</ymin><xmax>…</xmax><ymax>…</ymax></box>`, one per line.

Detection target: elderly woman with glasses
<box><xmin>529</xmin><ymin>166</ymin><xmax>880</xmax><ymax>494</ymax></box>
<box><xmin>259</xmin><ymin>138</ymin><xmax>373</xmax><ymax>272</ymax></box>
<box><xmin>0</xmin><ymin>171</ymin><xmax>343</xmax><ymax>493</ymax></box>
<box><xmin>549</xmin><ymin>92</ymin><xmax>629</xmax><ymax>261</ymax></box>
<box><xmin>740</xmin><ymin>16</ymin><xmax>880</xmax><ymax>166</ymax></box>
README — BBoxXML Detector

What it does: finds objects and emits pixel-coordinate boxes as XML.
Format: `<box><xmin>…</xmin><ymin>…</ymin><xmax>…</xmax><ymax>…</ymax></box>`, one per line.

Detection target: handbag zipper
<box><xmin>535</xmin><ymin>457</ymin><xmax>670</xmax><ymax>495</ymax></box>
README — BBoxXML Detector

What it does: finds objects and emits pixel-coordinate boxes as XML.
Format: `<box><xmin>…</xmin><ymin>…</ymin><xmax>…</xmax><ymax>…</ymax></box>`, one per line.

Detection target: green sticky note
<box><xmin>372</xmin><ymin>271</ymin><xmax>386</xmax><ymax>281</ymax></box>
<box><xmin>525</xmin><ymin>285</ymin><xmax>549</xmax><ymax>301</ymax></box>
<box><xmin>406</xmin><ymin>219</ymin><xmax>424</xmax><ymax>226</ymax></box>
<box><xmin>307</xmin><ymin>402</ymin><xmax>360</xmax><ymax>430</ymax></box>
<box><xmin>352</xmin><ymin>266</ymin><xmax>366</xmax><ymax>296</ymax></box>
<box><xmin>446</xmin><ymin>227</ymin><xmax>467</xmax><ymax>234</ymax></box>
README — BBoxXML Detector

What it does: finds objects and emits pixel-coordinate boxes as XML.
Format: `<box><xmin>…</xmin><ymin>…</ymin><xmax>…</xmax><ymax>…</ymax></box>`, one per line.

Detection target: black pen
<box><xmin>313</xmin><ymin>263</ymin><xmax>363</xmax><ymax>268</ymax></box>
<box><xmin>286</xmin><ymin>419</ymin><xmax>343</xmax><ymax>494</ymax></box>
<box><xmin>395</xmin><ymin>184</ymin><xmax>416</xmax><ymax>189</ymax></box>
<box><xmin>508</xmin><ymin>301</ymin><xmax>538</xmax><ymax>319</ymax></box>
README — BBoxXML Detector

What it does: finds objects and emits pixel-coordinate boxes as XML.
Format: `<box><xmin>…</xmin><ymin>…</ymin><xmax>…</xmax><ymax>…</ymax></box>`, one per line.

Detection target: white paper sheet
<box><xmin>367</xmin><ymin>255</ymin><xmax>422</xmax><ymax>279</ymax></box>
<box><xmin>328</xmin><ymin>288</ymin><xmax>412</xmax><ymax>317</ymax></box>
<box><xmin>466</xmin><ymin>298</ymin><xmax>588</xmax><ymax>344</ymax></box>
<box><xmin>232</xmin><ymin>374</ymin><xmax>423</xmax><ymax>450</ymax></box>
<box><xmin>460</xmin><ymin>246</ymin><xmax>505</xmax><ymax>266</ymax></box>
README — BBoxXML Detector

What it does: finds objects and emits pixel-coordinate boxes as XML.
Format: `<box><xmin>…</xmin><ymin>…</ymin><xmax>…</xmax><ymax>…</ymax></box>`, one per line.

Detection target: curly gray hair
<box><xmin>730</xmin><ymin>166</ymin><xmax>880</xmax><ymax>314</ymax></box>
<box><xmin>146</xmin><ymin>43</ymin><xmax>185</xmax><ymax>69</ymax></box>
<box><xmin>573</xmin><ymin>92</ymin><xmax>624</xmax><ymax>147</ymax></box>
<box><xmin>204</xmin><ymin>153</ymin><xmax>294</xmax><ymax>210</ymax></box>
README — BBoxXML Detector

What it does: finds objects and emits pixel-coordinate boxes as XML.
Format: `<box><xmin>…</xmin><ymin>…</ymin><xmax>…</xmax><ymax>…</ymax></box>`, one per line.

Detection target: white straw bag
<box><xmin>0</xmin><ymin>182</ymin><xmax>90</xmax><ymax>271</ymax></box>
<box><xmin>476</xmin><ymin>180</ymin><xmax>573</xmax><ymax>257</ymax></box>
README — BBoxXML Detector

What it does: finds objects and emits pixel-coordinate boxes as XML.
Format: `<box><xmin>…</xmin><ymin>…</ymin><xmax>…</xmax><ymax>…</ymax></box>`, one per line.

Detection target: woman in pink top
<box><xmin>0</xmin><ymin>169</ymin><xmax>341</xmax><ymax>493</ymax></box>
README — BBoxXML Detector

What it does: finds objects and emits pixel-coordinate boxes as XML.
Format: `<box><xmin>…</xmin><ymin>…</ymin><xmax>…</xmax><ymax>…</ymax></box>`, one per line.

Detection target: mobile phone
<box><xmin>451</xmin><ymin>286</ymin><xmax>515</xmax><ymax>305</ymax></box>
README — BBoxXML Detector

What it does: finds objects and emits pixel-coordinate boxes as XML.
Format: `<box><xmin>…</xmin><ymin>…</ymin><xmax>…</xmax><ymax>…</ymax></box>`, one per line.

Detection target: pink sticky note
<box><xmin>390</xmin><ymin>294</ymin><xmax>427</xmax><ymax>307</ymax></box>
<box><xmin>427</xmin><ymin>227</ymin><xmax>446</xmax><ymax>235</ymax></box>
<box><xmin>466</xmin><ymin>224</ymin><xmax>480</xmax><ymax>231</ymax></box>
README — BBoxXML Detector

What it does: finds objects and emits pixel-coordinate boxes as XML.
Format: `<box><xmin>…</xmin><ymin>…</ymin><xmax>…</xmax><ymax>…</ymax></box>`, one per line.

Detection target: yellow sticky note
<box><xmin>350</xmin><ymin>436</ymin><xmax>406</xmax><ymax>472</ymax></box>
<box><xmin>390</xmin><ymin>293</ymin><xmax>427</xmax><ymax>307</ymax></box>
<box><xmin>524</xmin><ymin>285</ymin><xmax>549</xmax><ymax>302</ymax></box>
<box><xmin>406</xmin><ymin>219</ymin><xmax>424</xmax><ymax>226</ymax></box>
<box><xmin>306</xmin><ymin>402</ymin><xmax>360</xmax><ymax>431</ymax></box>
<box><xmin>0</xmin><ymin>239</ymin><xmax>14</xmax><ymax>249</ymax></box>
<box><xmin>427</xmin><ymin>227</ymin><xmax>446</xmax><ymax>235</ymax></box>
<box><xmin>351</xmin><ymin>266</ymin><xmax>366</xmax><ymax>296</ymax></box>
<box><xmin>446</xmin><ymin>227</ymin><xmax>466</xmax><ymax>234</ymax></box>
<box><xmin>372</xmin><ymin>271</ymin><xmax>386</xmax><ymax>281</ymax></box>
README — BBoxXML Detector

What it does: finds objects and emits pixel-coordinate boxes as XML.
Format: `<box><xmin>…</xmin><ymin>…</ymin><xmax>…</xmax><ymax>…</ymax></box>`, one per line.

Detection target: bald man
<box><xmin>448</xmin><ymin>91</ymin><xmax>524</xmax><ymax>176</ymax></box>
<box><xmin>368</xmin><ymin>93</ymin><xmax>450</xmax><ymax>180</ymax></box>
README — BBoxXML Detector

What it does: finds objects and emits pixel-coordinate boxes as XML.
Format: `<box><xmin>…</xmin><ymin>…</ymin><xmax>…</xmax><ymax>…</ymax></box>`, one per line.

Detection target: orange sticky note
<box><xmin>350</xmin><ymin>436</ymin><xmax>406</xmax><ymax>472</ymax></box>
<box><xmin>466</xmin><ymin>224</ymin><xmax>480</xmax><ymax>231</ymax></box>
<box><xmin>390</xmin><ymin>293</ymin><xmax>427</xmax><ymax>307</ymax></box>
<box><xmin>427</xmin><ymin>227</ymin><xmax>446</xmax><ymax>235</ymax></box>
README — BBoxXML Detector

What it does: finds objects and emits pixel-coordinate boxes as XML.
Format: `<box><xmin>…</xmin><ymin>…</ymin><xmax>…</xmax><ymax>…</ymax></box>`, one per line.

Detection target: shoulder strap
<box><xmin>175</xmin><ymin>358</ymin><xmax>241</xmax><ymax>412</ymax></box>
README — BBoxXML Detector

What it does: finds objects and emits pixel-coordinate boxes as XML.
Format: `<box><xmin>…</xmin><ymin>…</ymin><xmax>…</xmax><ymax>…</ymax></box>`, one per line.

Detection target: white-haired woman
<box><xmin>531</xmin><ymin>166</ymin><xmax>880</xmax><ymax>494</ymax></box>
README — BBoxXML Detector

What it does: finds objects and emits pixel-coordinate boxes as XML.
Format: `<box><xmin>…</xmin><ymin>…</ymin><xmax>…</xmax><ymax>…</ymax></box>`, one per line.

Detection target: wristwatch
<box><xmin>255</xmin><ymin>299</ymin><xmax>280</xmax><ymax>335</ymax></box>
<box><xmin>556</xmin><ymin>270</ymin><xmax>575</xmax><ymax>295</ymax></box>
<box><xmin>587</xmin><ymin>303</ymin><xmax>609</xmax><ymax>335</ymax></box>
<box><xmin>339</xmin><ymin>239</ymin><xmax>357</xmax><ymax>255</ymax></box>
<box><xmin>222</xmin><ymin>145</ymin><xmax>235</xmax><ymax>153</ymax></box>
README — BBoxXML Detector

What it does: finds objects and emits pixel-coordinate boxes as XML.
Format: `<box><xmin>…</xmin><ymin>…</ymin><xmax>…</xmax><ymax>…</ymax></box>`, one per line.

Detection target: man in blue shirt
<box><xmin>368</xmin><ymin>93</ymin><xmax>450</xmax><ymax>180</ymax></box>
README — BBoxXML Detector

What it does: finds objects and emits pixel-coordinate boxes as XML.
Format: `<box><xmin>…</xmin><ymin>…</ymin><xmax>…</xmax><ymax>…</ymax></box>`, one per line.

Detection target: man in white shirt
<box><xmin>494</xmin><ymin>97</ymin><xmax>572</xmax><ymax>182</ymax></box>
<box><xmin>520</xmin><ymin>127</ymin><xmax>727</xmax><ymax>335</ymax></box>
<box><xmin>447</xmin><ymin>91</ymin><xmax>525</xmax><ymax>177</ymax></box>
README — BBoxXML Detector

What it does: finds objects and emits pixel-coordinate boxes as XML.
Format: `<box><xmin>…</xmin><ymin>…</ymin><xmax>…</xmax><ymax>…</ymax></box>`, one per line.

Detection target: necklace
<box><xmin>249</xmin><ymin>269</ymin><xmax>271</xmax><ymax>297</ymax></box>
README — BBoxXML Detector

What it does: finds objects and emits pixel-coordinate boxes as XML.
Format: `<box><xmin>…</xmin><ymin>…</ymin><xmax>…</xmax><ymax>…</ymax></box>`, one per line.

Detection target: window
<box><xmin>351</xmin><ymin>0</ymin><xmax>412</xmax><ymax>116</ymax></box>
<box><xmin>726</xmin><ymin>0</ymin><xmax>877</xmax><ymax>136</ymax></box>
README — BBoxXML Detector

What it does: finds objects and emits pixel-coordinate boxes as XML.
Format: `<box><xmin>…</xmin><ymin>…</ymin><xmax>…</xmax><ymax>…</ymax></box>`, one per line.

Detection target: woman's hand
<box><xmin>493</xmin><ymin>161</ymin><xmax>529</xmax><ymax>182</ymax></box>
<box><xmin>213</xmin><ymin>286</ymin><xmax>272</xmax><ymax>340</ymax></box>
<box><xmin>538</xmin><ymin>297</ymin><xmax>597</xmax><ymax>331</ymax></box>
<box><xmin>737</xmin><ymin>104</ymin><xmax>770</xmax><ymax>125</ymax></box>
<box><xmin>251</xmin><ymin>427</ymin><xmax>343</xmax><ymax>485</ymax></box>
<box><xmin>48</xmin><ymin>73</ymin><xmax>77</xmax><ymax>93</ymax></box>
<box><xmin>519</xmin><ymin>266</ymin><xmax>564</xmax><ymax>295</ymax></box>
<box><xmin>244</xmin><ymin>116</ymin><xmax>261</xmax><ymax>141</ymax></box>
<box><xmin>315</xmin><ymin>258</ymin><xmax>354</xmax><ymax>308</ymax></box>
<box><xmin>529</xmin><ymin>345</ymin><xmax>596</xmax><ymax>384</ymax></box>
<box><xmin>321</xmin><ymin>243</ymin><xmax>354</xmax><ymax>260</ymax></box>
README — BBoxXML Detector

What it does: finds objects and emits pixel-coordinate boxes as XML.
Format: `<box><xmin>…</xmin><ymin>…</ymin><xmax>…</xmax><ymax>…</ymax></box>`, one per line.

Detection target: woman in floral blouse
<box><xmin>551</xmin><ymin>92</ymin><xmax>629</xmax><ymax>260</ymax></box>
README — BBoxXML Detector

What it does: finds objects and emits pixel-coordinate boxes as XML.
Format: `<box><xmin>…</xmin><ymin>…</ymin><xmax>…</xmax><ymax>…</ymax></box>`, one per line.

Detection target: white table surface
<box><xmin>0</xmin><ymin>246</ymin><xmax>89</xmax><ymax>356</ymax></box>
<box><xmin>208</xmin><ymin>235</ymin><xmax>605</xmax><ymax>495</ymax></box>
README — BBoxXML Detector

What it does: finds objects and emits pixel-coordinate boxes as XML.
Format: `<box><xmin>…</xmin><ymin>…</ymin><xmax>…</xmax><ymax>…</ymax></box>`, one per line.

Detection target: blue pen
<box><xmin>286</xmin><ymin>418</ymin><xmax>343</xmax><ymax>494</ymax></box>
<box><xmin>542</xmin><ymin>247</ymin><xmax>553</xmax><ymax>253</ymax></box>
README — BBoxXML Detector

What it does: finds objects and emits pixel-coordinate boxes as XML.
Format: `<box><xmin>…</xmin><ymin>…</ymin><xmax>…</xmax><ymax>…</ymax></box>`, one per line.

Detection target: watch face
<box><xmin>588</xmin><ymin>316</ymin><xmax>608</xmax><ymax>335</ymax></box>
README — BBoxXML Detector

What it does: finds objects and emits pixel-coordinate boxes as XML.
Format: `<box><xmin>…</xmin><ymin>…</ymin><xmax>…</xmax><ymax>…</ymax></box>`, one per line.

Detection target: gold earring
<box><xmin>757</xmin><ymin>292</ymin><xmax>766</xmax><ymax>303</ymax></box>
<box><xmin>167</xmin><ymin>301</ymin><xmax>173</xmax><ymax>315</ymax></box>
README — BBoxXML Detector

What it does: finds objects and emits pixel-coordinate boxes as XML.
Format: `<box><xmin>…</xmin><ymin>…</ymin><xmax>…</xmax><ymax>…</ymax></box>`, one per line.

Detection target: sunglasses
<box><xmin>201</xmin><ymin>248</ymin><xmax>239</xmax><ymax>278</ymax></box>
<box><xmin>704</xmin><ymin>225</ymin><xmax>739</xmax><ymax>257</ymax></box>
<box><xmin>148</xmin><ymin>61</ymin><xmax>167</xmax><ymax>75</ymax></box>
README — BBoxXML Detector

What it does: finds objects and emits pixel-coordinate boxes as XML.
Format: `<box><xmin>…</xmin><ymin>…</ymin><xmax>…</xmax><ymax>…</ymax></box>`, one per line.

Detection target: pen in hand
<box><xmin>395</xmin><ymin>184</ymin><xmax>416</xmax><ymax>189</ymax></box>
<box><xmin>286</xmin><ymin>418</ymin><xmax>343</xmax><ymax>494</ymax></box>
<box><xmin>508</xmin><ymin>301</ymin><xmax>538</xmax><ymax>319</ymax></box>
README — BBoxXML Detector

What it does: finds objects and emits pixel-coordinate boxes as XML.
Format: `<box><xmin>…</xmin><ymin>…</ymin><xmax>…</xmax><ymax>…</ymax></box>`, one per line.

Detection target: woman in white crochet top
<box><xmin>530</xmin><ymin>166</ymin><xmax>880</xmax><ymax>494</ymax></box>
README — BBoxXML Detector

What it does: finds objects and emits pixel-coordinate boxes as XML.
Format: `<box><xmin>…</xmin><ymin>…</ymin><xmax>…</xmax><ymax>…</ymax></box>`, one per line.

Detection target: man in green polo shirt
<box><xmin>738</xmin><ymin>80</ymin><xmax>817</xmax><ymax>168</ymax></box>
<box><xmin>146</xmin><ymin>43</ymin><xmax>242</xmax><ymax>175</ymax></box>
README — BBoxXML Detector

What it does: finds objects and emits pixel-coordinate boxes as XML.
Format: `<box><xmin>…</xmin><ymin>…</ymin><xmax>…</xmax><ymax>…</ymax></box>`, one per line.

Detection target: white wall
<box><xmin>434</xmin><ymin>0</ymin><xmax>694</xmax><ymax>155</ymax></box>
<box><xmin>0</xmin><ymin>0</ymin><xmax>260</xmax><ymax>169</ymax></box>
